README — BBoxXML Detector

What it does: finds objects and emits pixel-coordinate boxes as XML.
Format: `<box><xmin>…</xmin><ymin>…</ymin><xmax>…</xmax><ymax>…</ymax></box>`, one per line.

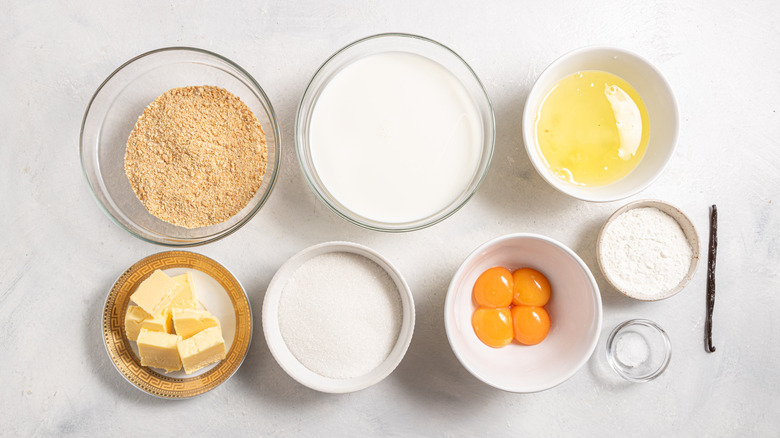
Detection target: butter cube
<box><xmin>125</xmin><ymin>305</ymin><xmax>151</xmax><ymax>341</ymax></box>
<box><xmin>137</xmin><ymin>328</ymin><xmax>182</xmax><ymax>373</ymax></box>
<box><xmin>170</xmin><ymin>272</ymin><xmax>198</xmax><ymax>309</ymax></box>
<box><xmin>172</xmin><ymin>308</ymin><xmax>220</xmax><ymax>339</ymax></box>
<box><xmin>177</xmin><ymin>326</ymin><xmax>226</xmax><ymax>374</ymax></box>
<box><xmin>130</xmin><ymin>270</ymin><xmax>179</xmax><ymax>316</ymax></box>
<box><xmin>141</xmin><ymin>308</ymin><xmax>173</xmax><ymax>334</ymax></box>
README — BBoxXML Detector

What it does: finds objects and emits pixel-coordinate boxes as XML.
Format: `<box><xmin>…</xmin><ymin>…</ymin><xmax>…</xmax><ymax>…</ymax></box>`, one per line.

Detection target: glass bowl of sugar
<box><xmin>606</xmin><ymin>319</ymin><xmax>671</xmax><ymax>382</ymax></box>
<box><xmin>295</xmin><ymin>33</ymin><xmax>495</xmax><ymax>232</ymax></box>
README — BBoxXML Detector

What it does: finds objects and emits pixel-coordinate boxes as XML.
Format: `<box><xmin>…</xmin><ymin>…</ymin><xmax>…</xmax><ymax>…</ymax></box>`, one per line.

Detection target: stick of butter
<box><xmin>130</xmin><ymin>270</ymin><xmax>179</xmax><ymax>316</ymax></box>
<box><xmin>177</xmin><ymin>326</ymin><xmax>226</xmax><ymax>374</ymax></box>
<box><xmin>137</xmin><ymin>328</ymin><xmax>182</xmax><ymax>373</ymax></box>
<box><xmin>172</xmin><ymin>308</ymin><xmax>220</xmax><ymax>339</ymax></box>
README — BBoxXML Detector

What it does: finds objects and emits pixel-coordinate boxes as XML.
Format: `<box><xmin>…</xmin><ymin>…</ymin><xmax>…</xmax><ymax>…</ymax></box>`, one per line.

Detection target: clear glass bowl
<box><xmin>295</xmin><ymin>33</ymin><xmax>495</xmax><ymax>232</ymax></box>
<box><xmin>80</xmin><ymin>47</ymin><xmax>280</xmax><ymax>246</ymax></box>
<box><xmin>606</xmin><ymin>319</ymin><xmax>672</xmax><ymax>382</ymax></box>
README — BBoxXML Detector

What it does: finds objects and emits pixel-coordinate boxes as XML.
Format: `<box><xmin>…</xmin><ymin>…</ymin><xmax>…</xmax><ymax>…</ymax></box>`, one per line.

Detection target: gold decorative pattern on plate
<box><xmin>102</xmin><ymin>251</ymin><xmax>252</xmax><ymax>398</ymax></box>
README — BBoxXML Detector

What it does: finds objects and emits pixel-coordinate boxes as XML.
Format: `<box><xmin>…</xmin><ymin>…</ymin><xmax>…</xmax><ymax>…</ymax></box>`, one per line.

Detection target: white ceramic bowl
<box><xmin>444</xmin><ymin>233</ymin><xmax>602</xmax><ymax>393</ymax></box>
<box><xmin>597</xmin><ymin>199</ymin><xmax>700</xmax><ymax>301</ymax></box>
<box><xmin>262</xmin><ymin>241</ymin><xmax>415</xmax><ymax>393</ymax></box>
<box><xmin>522</xmin><ymin>46</ymin><xmax>679</xmax><ymax>202</ymax></box>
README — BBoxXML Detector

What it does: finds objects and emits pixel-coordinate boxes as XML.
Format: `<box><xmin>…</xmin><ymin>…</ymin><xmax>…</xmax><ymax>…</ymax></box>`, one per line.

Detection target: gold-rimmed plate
<box><xmin>102</xmin><ymin>251</ymin><xmax>252</xmax><ymax>398</ymax></box>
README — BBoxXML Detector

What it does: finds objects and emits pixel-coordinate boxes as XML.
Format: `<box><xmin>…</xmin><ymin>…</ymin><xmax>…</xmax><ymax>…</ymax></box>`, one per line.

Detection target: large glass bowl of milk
<box><xmin>296</xmin><ymin>33</ymin><xmax>495</xmax><ymax>232</ymax></box>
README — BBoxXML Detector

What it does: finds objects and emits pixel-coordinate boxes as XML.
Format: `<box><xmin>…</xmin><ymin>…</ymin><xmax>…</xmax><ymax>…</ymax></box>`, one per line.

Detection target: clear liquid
<box><xmin>535</xmin><ymin>71</ymin><xmax>650</xmax><ymax>187</ymax></box>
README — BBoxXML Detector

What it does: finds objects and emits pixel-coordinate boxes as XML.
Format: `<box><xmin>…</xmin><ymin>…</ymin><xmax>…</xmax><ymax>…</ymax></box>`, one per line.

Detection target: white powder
<box><xmin>615</xmin><ymin>332</ymin><xmax>649</xmax><ymax>368</ymax></box>
<box><xmin>601</xmin><ymin>207</ymin><xmax>693</xmax><ymax>298</ymax></box>
<box><xmin>278</xmin><ymin>252</ymin><xmax>402</xmax><ymax>379</ymax></box>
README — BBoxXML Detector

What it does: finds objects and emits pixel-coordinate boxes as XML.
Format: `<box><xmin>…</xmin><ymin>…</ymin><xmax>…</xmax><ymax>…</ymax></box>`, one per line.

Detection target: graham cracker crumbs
<box><xmin>124</xmin><ymin>85</ymin><xmax>268</xmax><ymax>229</ymax></box>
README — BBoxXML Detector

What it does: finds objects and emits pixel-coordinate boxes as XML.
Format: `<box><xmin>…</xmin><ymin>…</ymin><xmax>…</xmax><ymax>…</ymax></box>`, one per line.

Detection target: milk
<box><xmin>309</xmin><ymin>51</ymin><xmax>483</xmax><ymax>224</ymax></box>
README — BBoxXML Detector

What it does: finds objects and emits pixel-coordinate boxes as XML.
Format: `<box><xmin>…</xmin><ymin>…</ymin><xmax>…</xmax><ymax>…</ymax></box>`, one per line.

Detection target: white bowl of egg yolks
<box><xmin>522</xmin><ymin>46</ymin><xmax>679</xmax><ymax>202</ymax></box>
<box><xmin>444</xmin><ymin>233</ymin><xmax>602</xmax><ymax>393</ymax></box>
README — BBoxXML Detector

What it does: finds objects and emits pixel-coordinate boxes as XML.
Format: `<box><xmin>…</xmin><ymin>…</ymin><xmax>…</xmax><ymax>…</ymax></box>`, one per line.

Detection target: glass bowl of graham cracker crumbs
<box><xmin>80</xmin><ymin>47</ymin><xmax>280</xmax><ymax>246</ymax></box>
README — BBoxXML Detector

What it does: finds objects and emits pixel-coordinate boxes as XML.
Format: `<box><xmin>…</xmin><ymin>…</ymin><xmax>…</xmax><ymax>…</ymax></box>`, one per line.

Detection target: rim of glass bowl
<box><xmin>295</xmin><ymin>33</ymin><xmax>495</xmax><ymax>232</ymax></box>
<box><xmin>605</xmin><ymin>318</ymin><xmax>672</xmax><ymax>383</ymax></box>
<box><xmin>79</xmin><ymin>47</ymin><xmax>281</xmax><ymax>247</ymax></box>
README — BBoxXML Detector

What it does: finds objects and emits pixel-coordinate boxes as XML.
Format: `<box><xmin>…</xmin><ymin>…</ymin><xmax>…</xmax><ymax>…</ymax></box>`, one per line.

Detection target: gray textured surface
<box><xmin>1</xmin><ymin>0</ymin><xmax>778</xmax><ymax>436</ymax></box>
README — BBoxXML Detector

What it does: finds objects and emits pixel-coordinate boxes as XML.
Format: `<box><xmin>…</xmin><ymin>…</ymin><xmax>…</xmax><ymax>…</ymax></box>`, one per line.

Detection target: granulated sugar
<box><xmin>278</xmin><ymin>252</ymin><xmax>402</xmax><ymax>379</ymax></box>
<box><xmin>601</xmin><ymin>207</ymin><xmax>693</xmax><ymax>298</ymax></box>
<box><xmin>615</xmin><ymin>332</ymin><xmax>650</xmax><ymax>368</ymax></box>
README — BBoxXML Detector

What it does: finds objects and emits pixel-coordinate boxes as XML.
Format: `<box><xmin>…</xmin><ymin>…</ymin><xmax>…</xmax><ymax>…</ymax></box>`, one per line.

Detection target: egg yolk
<box><xmin>512</xmin><ymin>268</ymin><xmax>551</xmax><ymax>307</ymax></box>
<box><xmin>473</xmin><ymin>267</ymin><xmax>514</xmax><ymax>308</ymax></box>
<box><xmin>472</xmin><ymin>307</ymin><xmax>513</xmax><ymax>348</ymax></box>
<box><xmin>511</xmin><ymin>306</ymin><xmax>551</xmax><ymax>345</ymax></box>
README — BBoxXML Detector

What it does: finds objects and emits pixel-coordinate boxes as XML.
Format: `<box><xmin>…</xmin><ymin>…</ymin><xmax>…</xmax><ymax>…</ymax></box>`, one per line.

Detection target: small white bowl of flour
<box><xmin>598</xmin><ymin>200</ymin><xmax>700</xmax><ymax>301</ymax></box>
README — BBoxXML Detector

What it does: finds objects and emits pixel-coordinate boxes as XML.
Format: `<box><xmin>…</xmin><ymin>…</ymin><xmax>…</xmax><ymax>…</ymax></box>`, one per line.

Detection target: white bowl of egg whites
<box><xmin>522</xmin><ymin>46</ymin><xmax>679</xmax><ymax>202</ymax></box>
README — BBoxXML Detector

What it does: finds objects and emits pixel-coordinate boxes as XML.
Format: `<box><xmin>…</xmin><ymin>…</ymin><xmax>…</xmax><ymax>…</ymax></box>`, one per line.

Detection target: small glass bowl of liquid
<box><xmin>522</xmin><ymin>47</ymin><xmax>679</xmax><ymax>202</ymax></box>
